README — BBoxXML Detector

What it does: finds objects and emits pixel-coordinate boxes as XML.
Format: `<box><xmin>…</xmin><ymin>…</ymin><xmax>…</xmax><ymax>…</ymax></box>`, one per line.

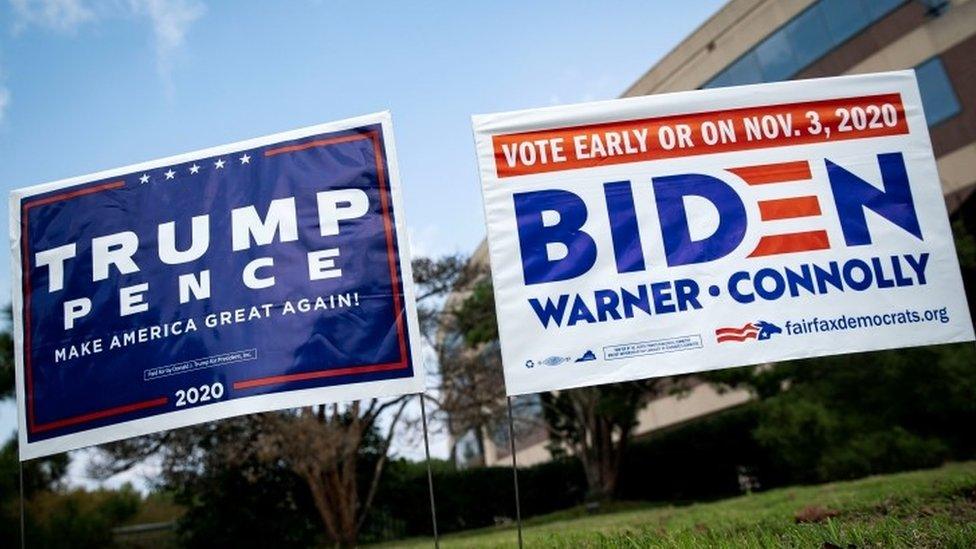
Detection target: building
<box><xmin>626</xmin><ymin>0</ymin><xmax>975</xmax><ymax>204</ymax></box>
<box><xmin>449</xmin><ymin>0</ymin><xmax>976</xmax><ymax>467</ymax></box>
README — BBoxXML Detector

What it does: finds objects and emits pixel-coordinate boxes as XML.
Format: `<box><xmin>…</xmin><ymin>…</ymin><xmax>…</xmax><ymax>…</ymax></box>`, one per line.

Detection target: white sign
<box><xmin>473</xmin><ymin>71</ymin><xmax>975</xmax><ymax>396</ymax></box>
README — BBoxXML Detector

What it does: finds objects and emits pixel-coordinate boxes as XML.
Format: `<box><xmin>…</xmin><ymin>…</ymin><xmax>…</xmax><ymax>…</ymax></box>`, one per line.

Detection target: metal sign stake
<box><xmin>419</xmin><ymin>394</ymin><xmax>440</xmax><ymax>548</ymax></box>
<box><xmin>19</xmin><ymin>458</ymin><xmax>26</xmax><ymax>549</ymax></box>
<box><xmin>506</xmin><ymin>395</ymin><xmax>524</xmax><ymax>548</ymax></box>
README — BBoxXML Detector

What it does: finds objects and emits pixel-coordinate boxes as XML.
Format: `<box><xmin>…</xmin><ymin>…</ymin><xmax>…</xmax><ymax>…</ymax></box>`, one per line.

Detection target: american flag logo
<box><xmin>715</xmin><ymin>321</ymin><xmax>782</xmax><ymax>343</ymax></box>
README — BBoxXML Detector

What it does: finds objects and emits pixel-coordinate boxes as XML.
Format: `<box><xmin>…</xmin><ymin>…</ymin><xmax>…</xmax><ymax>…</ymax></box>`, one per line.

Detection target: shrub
<box><xmin>368</xmin><ymin>457</ymin><xmax>586</xmax><ymax>537</ymax></box>
<box><xmin>25</xmin><ymin>486</ymin><xmax>140</xmax><ymax>549</ymax></box>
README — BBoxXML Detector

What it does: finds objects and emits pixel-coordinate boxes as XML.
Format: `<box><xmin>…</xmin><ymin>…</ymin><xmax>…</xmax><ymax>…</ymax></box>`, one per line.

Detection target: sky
<box><xmin>0</xmin><ymin>0</ymin><xmax>724</xmax><ymax>488</ymax></box>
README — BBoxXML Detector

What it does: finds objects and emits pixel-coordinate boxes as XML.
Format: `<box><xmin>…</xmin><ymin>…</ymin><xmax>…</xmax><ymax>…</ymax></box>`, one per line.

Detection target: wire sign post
<box><xmin>506</xmin><ymin>396</ymin><xmax>524</xmax><ymax>548</ymax></box>
<box><xmin>419</xmin><ymin>394</ymin><xmax>440</xmax><ymax>548</ymax></box>
<box><xmin>472</xmin><ymin>71</ymin><xmax>975</xmax><ymax>531</ymax></box>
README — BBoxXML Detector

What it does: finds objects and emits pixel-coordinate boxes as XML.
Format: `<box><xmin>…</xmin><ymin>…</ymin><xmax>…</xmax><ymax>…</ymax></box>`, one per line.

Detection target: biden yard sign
<box><xmin>473</xmin><ymin>71</ymin><xmax>975</xmax><ymax>396</ymax></box>
<box><xmin>11</xmin><ymin>112</ymin><xmax>424</xmax><ymax>459</ymax></box>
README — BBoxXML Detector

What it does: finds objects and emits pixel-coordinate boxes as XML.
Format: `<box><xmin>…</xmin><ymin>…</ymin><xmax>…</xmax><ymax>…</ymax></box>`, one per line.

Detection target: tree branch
<box><xmin>356</xmin><ymin>396</ymin><xmax>411</xmax><ymax>532</ymax></box>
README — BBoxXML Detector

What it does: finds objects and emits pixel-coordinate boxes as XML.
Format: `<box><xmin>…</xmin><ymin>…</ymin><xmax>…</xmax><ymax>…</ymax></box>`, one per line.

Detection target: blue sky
<box><xmin>0</xmin><ymin>0</ymin><xmax>723</xmax><ymax>481</ymax></box>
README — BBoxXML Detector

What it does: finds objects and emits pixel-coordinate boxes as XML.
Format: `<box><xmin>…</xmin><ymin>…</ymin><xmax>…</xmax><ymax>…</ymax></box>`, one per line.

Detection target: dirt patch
<box><xmin>794</xmin><ymin>505</ymin><xmax>840</xmax><ymax>524</ymax></box>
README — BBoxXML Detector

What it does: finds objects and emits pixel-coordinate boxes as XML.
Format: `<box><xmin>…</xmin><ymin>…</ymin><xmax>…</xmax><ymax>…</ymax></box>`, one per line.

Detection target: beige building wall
<box><xmin>624</xmin><ymin>0</ymin><xmax>818</xmax><ymax>95</ymax></box>
<box><xmin>484</xmin><ymin>383</ymin><xmax>753</xmax><ymax>468</ymax></box>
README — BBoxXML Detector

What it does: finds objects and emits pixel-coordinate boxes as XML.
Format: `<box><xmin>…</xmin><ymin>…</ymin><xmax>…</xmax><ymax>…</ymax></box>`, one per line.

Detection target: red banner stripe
<box><xmin>749</xmin><ymin>230</ymin><xmax>830</xmax><ymax>257</ymax></box>
<box><xmin>728</xmin><ymin>161</ymin><xmax>812</xmax><ymax>185</ymax></box>
<box><xmin>32</xmin><ymin>397</ymin><xmax>168</xmax><ymax>433</ymax></box>
<box><xmin>715</xmin><ymin>323</ymin><xmax>758</xmax><ymax>336</ymax></box>
<box><xmin>758</xmin><ymin>196</ymin><xmax>822</xmax><ymax>220</ymax></box>
<box><xmin>717</xmin><ymin>333</ymin><xmax>758</xmax><ymax>343</ymax></box>
<box><xmin>234</xmin><ymin>361</ymin><xmax>406</xmax><ymax>390</ymax></box>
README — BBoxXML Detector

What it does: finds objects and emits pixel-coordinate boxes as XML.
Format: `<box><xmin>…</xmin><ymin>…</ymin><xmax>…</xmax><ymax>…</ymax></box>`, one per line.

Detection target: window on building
<box><xmin>701</xmin><ymin>2</ymin><xmax>961</xmax><ymax>130</ymax></box>
<box><xmin>915</xmin><ymin>57</ymin><xmax>961</xmax><ymax>127</ymax></box>
<box><xmin>724</xmin><ymin>51</ymin><xmax>764</xmax><ymax>86</ymax></box>
<box><xmin>755</xmin><ymin>29</ymin><xmax>795</xmax><ymax>81</ymax></box>
<box><xmin>820</xmin><ymin>0</ymin><xmax>870</xmax><ymax>45</ymax></box>
<box><xmin>785</xmin><ymin>5</ymin><xmax>832</xmax><ymax>69</ymax></box>
<box><xmin>703</xmin><ymin>0</ymin><xmax>907</xmax><ymax>89</ymax></box>
<box><xmin>868</xmin><ymin>0</ymin><xmax>909</xmax><ymax>18</ymax></box>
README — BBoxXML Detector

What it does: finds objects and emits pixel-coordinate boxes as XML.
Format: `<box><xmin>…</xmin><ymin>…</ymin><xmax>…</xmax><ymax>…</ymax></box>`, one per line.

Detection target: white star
<box><xmin>214</xmin><ymin>158</ymin><xmax>225</xmax><ymax>169</ymax></box>
<box><xmin>165</xmin><ymin>169</ymin><xmax>176</xmax><ymax>180</ymax></box>
<box><xmin>189</xmin><ymin>164</ymin><xmax>200</xmax><ymax>175</ymax></box>
<box><xmin>139</xmin><ymin>174</ymin><xmax>150</xmax><ymax>184</ymax></box>
<box><xmin>239</xmin><ymin>154</ymin><xmax>251</xmax><ymax>165</ymax></box>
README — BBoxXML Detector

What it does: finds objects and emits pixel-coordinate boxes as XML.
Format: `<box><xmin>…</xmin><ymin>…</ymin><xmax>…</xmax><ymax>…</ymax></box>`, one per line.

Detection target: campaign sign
<box><xmin>473</xmin><ymin>71</ymin><xmax>975</xmax><ymax>396</ymax></box>
<box><xmin>11</xmin><ymin>112</ymin><xmax>424</xmax><ymax>459</ymax></box>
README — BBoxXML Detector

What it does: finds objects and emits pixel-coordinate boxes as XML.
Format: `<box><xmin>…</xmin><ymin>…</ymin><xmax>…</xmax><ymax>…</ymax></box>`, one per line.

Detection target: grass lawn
<box><xmin>377</xmin><ymin>461</ymin><xmax>976</xmax><ymax>548</ymax></box>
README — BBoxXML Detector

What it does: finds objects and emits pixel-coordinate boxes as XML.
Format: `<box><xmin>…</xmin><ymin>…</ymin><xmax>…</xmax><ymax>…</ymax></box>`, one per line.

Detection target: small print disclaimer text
<box><xmin>145</xmin><ymin>349</ymin><xmax>258</xmax><ymax>381</ymax></box>
<box><xmin>604</xmin><ymin>335</ymin><xmax>703</xmax><ymax>361</ymax></box>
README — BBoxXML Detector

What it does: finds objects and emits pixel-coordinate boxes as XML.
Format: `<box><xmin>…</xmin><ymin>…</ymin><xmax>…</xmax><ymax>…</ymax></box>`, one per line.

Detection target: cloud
<box><xmin>10</xmin><ymin>0</ymin><xmax>95</xmax><ymax>33</ymax></box>
<box><xmin>129</xmin><ymin>0</ymin><xmax>205</xmax><ymax>95</ymax></box>
<box><xmin>9</xmin><ymin>0</ymin><xmax>205</xmax><ymax>97</ymax></box>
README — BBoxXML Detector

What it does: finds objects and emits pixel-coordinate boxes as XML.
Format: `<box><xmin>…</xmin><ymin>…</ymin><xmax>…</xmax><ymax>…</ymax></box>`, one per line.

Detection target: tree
<box><xmin>541</xmin><ymin>382</ymin><xmax>669</xmax><ymax>500</ymax></box>
<box><xmin>91</xmin><ymin>415</ymin><xmax>321</xmax><ymax>547</ymax></box>
<box><xmin>411</xmin><ymin>255</ymin><xmax>510</xmax><ymax>466</ymax></box>
<box><xmin>452</xmin><ymin>278</ymin><xmax>675</xmax><ymax>499</ymax></box>
<box><xmin>439</xmin><ymin>283</ymin><xmax>509</xmax><ymax>464</ymax></box>
<box><xmin>176</xmin><ymin>423</ymin><xmax>320</xmax><ymax>547</ymax></box>
<box><xmin>94</xmin><ymin>397</ymin><xmax>411</xmax><ymax>547</ymax></box>
<box><xmin>705</xmin><ymin>214</ymin><xmax>976</xmax><ymax>483</ymax></box>
<box><xmin>411</xmin><ymin>254</ymin><xmax>473</xmax><ymax>337</ymax></box>
<box><xmin>252</xmin><ymin>399</ymin><xmax>411</xmax><ymax>546</ymax></box>
<box><xmin>0</xmin><ymin>306</ymin><xmax>71</xmax><ymax>548</ymax></box>
<box><xmin>90</xmin><ymin>256</ymin><xmax>500</xmax><ymax>545</ymax></box>
<box><xmin>711</xmin><ymin>342</ymin><xmax>975</xmax><ymax>483</ymax></box>
<box><xmin>18</xmin><ymin>484</ymin><xmax>140</xmax><ymax>549</ymax></box>
<box><xmin>90</xmin><ymin>256</ymin><xmax>483</xmax><ymax>545</ymax></box>
<box><xmin>453</xmin><ymin>280</ymin><xmax>497</xmax><ymax>346</ymax></box>
<box><xmin>1</xmin><ymin>306</ymin><xmax>15</xmax><ymax>399</ymax></box>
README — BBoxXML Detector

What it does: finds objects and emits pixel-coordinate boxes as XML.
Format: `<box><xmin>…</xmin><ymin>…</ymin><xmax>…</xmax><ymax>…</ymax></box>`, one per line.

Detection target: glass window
<box><xmin>702</xmin><ymin>70</ymin><xmax>730</xmax><ymax>89</ymax></box>
<box><xmin>713</xmin><ymin>53</ymin><xmax>763</xmax><ymax>87</ymax></box>
<box><xmin>755</xmin><ymin>29</ymin><xmax>796</xmax><ymax>81</ymax></box>
<box><xmin>864</xmin><ymin>0</ymin><xmax>905</xmax><ymax>20</ymax></box>
<box><xmin>915</xmin><ymin>57</ymin><xmax>961</xmax><ymax>126</ymax></box>
<box><xmin>786</xmin><ymin>4</ymin><xmax>832</xmax><ymax>69</ymax></box>
<box><xmin>821</xmin><ymin>0</ymin><xmax>870</xmax><ymax>44</ymax></box>
<box><xmin>702</xmin><ymin>0</ymin><xmax>908</xmax><ymax>89</ymax></box>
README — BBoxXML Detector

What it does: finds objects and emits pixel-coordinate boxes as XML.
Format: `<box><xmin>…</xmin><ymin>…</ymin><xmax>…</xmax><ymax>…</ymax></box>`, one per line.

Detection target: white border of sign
<box><xmin>10</xmin><ymin>112</ymin><xmax>426</xmax><ymax>460</ymax></box>
<box><xmin>473</xmin><ymin>71</ymin><xmax>975</xmax><ymax>396</ymax></box>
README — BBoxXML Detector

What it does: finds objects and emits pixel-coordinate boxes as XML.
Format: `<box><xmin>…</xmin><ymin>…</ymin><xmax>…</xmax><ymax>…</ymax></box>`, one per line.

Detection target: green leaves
<box><xmin>455</xmin><ymin>280</ymin><xmax>498</xmax><ymax>347</ymax></box>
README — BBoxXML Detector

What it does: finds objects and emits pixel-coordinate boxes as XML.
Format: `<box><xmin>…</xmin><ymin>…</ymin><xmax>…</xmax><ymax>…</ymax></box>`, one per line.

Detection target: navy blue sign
<box><xmin>14</xmin><ymin>116</ymin><xmax>422</xmax><ymax>457</ymax></box>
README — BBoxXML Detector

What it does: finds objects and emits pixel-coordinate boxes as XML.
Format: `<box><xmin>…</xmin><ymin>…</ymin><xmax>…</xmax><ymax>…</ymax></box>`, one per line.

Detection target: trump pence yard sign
<box><xmin>473</xmin><ymin>71</ymin><xmax>974</xmax><ymax>396</ymax></box>
<box><xmin>11</xmin><ymin>112</ymin><xmax>424</xmax><ymax>459</ymax></box>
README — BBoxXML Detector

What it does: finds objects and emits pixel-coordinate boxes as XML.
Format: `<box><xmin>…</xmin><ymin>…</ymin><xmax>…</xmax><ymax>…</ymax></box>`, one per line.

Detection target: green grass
<box><xmin>377</xmin><ymin>461</ymin><xmax>976</xmax><ymax>548</ymax></box>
